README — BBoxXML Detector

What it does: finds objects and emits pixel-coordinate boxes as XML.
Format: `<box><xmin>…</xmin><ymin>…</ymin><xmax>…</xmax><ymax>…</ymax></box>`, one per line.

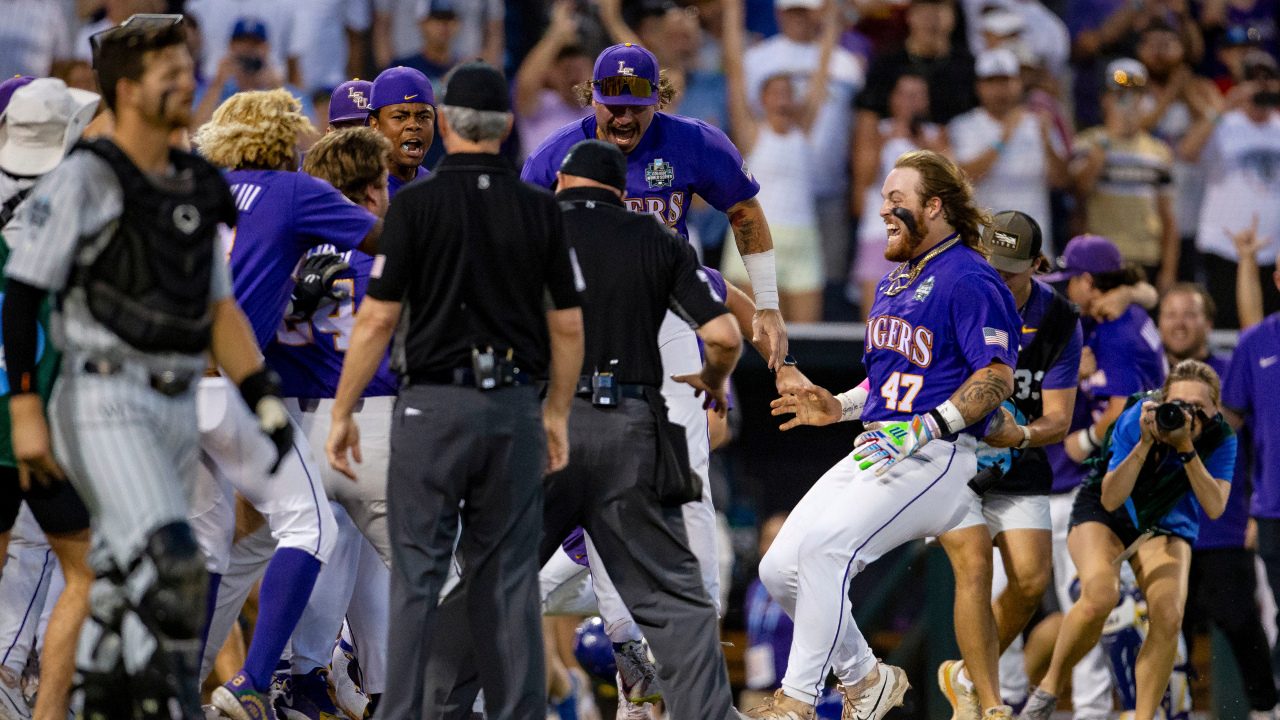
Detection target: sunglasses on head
<box><xmin>90</xmin><ymin>14</ymin><xmax>184</xmax><ymax>56</ymax></box>
<box><xmin>594</xmin><ymin>75</ymin><xmax>654</xmax><ymax>99</ymax></box>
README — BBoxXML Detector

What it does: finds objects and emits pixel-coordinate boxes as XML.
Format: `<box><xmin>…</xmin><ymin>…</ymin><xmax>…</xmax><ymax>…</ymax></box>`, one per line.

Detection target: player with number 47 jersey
<box><xmin>754</xmin><ymin>151</ymin><xmax>1021</xmax><ymax>720</ymax></box>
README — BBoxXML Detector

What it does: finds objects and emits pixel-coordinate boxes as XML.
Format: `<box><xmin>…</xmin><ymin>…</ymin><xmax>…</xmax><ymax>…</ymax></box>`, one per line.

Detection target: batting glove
<box><xmin>288</xmin><ymin>252</ymin><xmax>350</xmax><ymax>319</ymax></box>
<box><xmin>240</xmin><ymin>368</ymin><xmax>294</xmax><ymax>474</ymax></box>
<box><xmin>853</xmin><ymin>414</ymin><xmax>941</xmax><ymax>476</ymax></box>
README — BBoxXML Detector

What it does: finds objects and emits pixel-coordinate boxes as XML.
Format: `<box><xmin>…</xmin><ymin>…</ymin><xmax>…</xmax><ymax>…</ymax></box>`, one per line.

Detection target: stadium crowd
<box><xmin>1</xmin><ymin>0</ymin><xmax>1280</xmax><ymax>719</ymax></box>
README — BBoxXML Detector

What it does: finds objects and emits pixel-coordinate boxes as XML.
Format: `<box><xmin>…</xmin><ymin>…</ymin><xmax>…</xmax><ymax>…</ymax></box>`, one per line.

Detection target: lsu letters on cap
<box><xmin>0</xmin><ymin>78</ymin><xmax>100</xmax><ymax>176</ymax></box>
<box><xmin>370</xmin><ymin>66</ymin><xmax>435</xmax><ymax>111</ymax></box>
<box><xmin>442</xmin><ymin>61</ymin><xmax>511</xmax><ymax>112</ymax></box>
<box><xmin>592</xmin><ymin>44</ymin><xmax>660</xmax><ymax>106</ymax></box>
<box><xmin>330</xmin><ymin>79</ymin><xmax>373</xmax><ymax>124</ymax></box>
<box><xmin>982</xmin><ymin>210</ymin><xmax>1043</xmax><ymax>274</ymax></box>
<box><xmin>559</xmin><ymin>139</ymin><xmax>627</xmax><ymax>193</ymax></box>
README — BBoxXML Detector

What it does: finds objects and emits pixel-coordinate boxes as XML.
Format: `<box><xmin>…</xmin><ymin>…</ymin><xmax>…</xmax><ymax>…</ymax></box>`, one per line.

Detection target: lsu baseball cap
<box><xmin>231</xmin><ymin>17</ymin><xmax>269</xmax><ymax>42</ymax></box>
<box><xmin>329</xmin><ymin>79</ymin><xmax>372</xmax><ymax>124</ymax></box>
<box><xmin>976</xmin><ymin>48</ymin><xmax>1020</xmax><ymax>78</ymax></box>
<box><xmin>559</xmin><ymin>139</ymin><xmax>628</xmax><ymax>193</ymax></box>
<box><xmin>0</xmin><ymin>78</ymin><xmax>99</xmax><ymax>176</ymax></box>
<box><xmin>592</xmin><ymin>44</ymin><xmax>660</xmax><ymax>106</ymax></box>
<box><xmin>1106</xmin><ymin>58</ymin><xmax>1148</xmax><ymax>90</ymax></box>
<box><xmin>0</xmin><ymin>76</ymin><xmax>35</xmax><ymax>116</ymax></box>
<box><xmin>1041</xmin><ymin>234</ymin><xmax>1124</xmax><ymax>283</ymax></box>
<box><xmin>369</xmin><ymin>66</ymin><xmax>435</xmax><ymax>111</ymax></box>
<box><xmin>982</xmin><ymin>211</ymin><xmax>1043</xmax><ymax>273</ymax></box>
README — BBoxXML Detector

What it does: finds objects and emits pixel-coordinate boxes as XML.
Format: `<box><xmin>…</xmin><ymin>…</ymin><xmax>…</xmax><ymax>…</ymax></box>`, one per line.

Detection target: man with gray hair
<box><xmin>326</xmin><ymin>60</ymin><xmax>585</xmax><ymax>720</ymax></box>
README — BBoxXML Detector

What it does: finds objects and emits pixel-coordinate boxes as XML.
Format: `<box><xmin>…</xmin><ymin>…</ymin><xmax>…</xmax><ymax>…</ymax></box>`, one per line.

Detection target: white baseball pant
<box><xmin>189</xmin><ymin>377</ymin><xmax>337</xmax><ymax>577</ymax></box>
<box><xmin>539</xmin><ymin>546</ymin><xmax>595</xmax><ymax>617</ymax></box>
<box><xmin>1049</xmin><ymin>489</ymin><xmax>1113</xmax><ymax>719</ymax></box>
<box><xmin>762</xmin><ymin>435</ymin><xmax>979</xmax><ymax>704</ymax></box>
<box><xmin>0</xmin><ymin>506</ymin><xmax>58</xmax><ymax>677</ymax></box>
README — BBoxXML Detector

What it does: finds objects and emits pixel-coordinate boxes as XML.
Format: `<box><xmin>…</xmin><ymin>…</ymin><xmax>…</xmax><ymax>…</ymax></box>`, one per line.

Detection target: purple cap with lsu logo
<box><xmin>1041</xmin><ymin>234</ymin><xmax>1125</xmax><ymax>282</ymax></box>
<box><xmin>369</xmin><ymin>66</ymin><xmax>435</xmax><ymax>111</ymax></box>
<box><xmin>329</xmin><ymin>79</ymin><xmax>373</xmax><ymax>125</ymax></box>
<box><xmin>592</xmin><ymin>43</ymin><xmax>660</xmax><ymax>106</ymax></box>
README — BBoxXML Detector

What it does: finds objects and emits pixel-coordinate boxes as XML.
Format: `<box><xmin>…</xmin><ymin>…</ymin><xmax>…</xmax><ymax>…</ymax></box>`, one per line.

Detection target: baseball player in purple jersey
<box><xmin>763</xmin><ymin>151</ymin><xmax>1021</xmax><ymax>720</ymax></box>
<box><xmin>187</xmin><ymin>89</ymin><xmax>382</xmax><ymax>720</ymax></box>
<box><xmin>328</xmin><ymin>79</ymin><xmax>372</xmax><ymax>131</ymax></box>
<box><xmin>522</xmin><ymin>43</ymin><xmax>793</xmax><ymax>704</ymax></box>
<box><xmin>368</xmin><ymin>67</ymin><xmax>434</xmax><ymax>197</ymax></box>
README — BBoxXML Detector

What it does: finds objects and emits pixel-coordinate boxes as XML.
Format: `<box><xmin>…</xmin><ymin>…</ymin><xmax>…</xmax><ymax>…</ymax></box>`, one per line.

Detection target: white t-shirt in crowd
<box><xmin>1196</xmin><ymin>109</ymin><xmax>1280</xmax><ymax>264</ymax></box>
<box><xmin>0</xmin><ymin>0</ymin><xmax>71</xmax><ymax>79</ymax></box>
<box><xmin>744</xmin><ymin>35</ymin><xmax>865</xmax><ymax>198</ymax></box>
<box><xmin>73</xmin><ymin>17</ymin><xmax>111</xmax><ymax>62</ymax></box>
<box><xmin>293</xmin><ymin>0</ymin><xmax>370</xmax><ymax>92</ymax></box>
<box><xmin>949</xmin><ymin>106</ymin><xmax>1063</xmax><ymax>242</ymax></box>
<box><xmin>748</xmin><ymin>126</ymin><xmax>817</xmax><ymax>229</ymax></box>
<box><xmin>962</xmin><ymin>0</ymin><xmax>1069</xmax><ymax>75</ymax></box>
<box><xmin>186</xmin><ymin>0</ymin><xmax>299</xmax><ymax>81</ymax></box>
<box><xmin>1153</xmin><ymin>99</ymin><xmax>1206</xmax><ymax>240</ymax></box>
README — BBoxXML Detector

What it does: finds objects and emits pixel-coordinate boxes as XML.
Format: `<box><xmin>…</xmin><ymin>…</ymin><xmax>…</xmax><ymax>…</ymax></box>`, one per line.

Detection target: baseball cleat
<box><xmin>984</xmin><ymin>705</ymin><xmax>1014</xmax><ymax>720</ymax></box>
<box><xmin>213</xmin><ymin>671</ymin><xmax>277</xmax><ymax>720</ymax></box>
<box><xmin>837</xmin><ymin>662</ymin><xmax>909</xmax><ymax>720</ymax></box>
<box><xmin>739</xmin><ymin>689</ymin><xmax>816</xmax><ymax>720</ymax></box>
<box><xmin>613</xmin><ymin>641</ymin><xmax>660</xmax><ymax>704</ymax></box>
<box><xmin>276</xmin><ymin>669</ymin><xmax>344</xmax><ymax>720</ymax></box>
<box><xmin>614</xmin><ymin>673</ymin><xmax>653</xmax><ymax>720</ymax></box>
<box><xmin>328</xmin><ymin>640</ymin><xmax>368</xmax><ymax>720</ymax></box>
<box><xmin>1014</xmin><ymin>688</ymin><xmax>1056</xmax><ymax>720</ymax></box>
<box><xmin>0</xmin><ymin>668</ymin><xmax>30</xmax><ymax>720</ymax></box>
<box><xmin>937</xmin><ymin>660</ymin><xmax>980</xmax><ymax>720</ymax></box>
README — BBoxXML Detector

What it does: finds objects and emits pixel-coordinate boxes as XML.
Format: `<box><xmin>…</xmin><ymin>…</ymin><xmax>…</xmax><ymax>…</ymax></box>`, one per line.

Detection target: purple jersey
<box><xmin>1195</xmin><ymin>352</ymin><xmax>1250</xmax><ymax>548</ymax></box>
<box><xmin>521</xmin><ymin>113</ymin><xmax>760</xmax><ymax>238</ymax></box>
<box><xmin>223</xmin><ymin>170</ymin><xmax>377</xmax><ymax>348</ymax></box>
<box><xmin>1021</xmin><ymin>279</ymin><xmax>1084</xmax><ymax>393</ymax></box>
<box><xmin>561</xmin><ymin>527</ymin><xmax>589</xmax><ymax>567</ymax></box>
<box><xmin>263</xmin><ymin>246</ymin><xmax>399</xmax><ymax>398</ymax></box>
<box><xmin>861</xmin><ymin>240</ymin><xmax>1021</xmax><ymax>436</ymax></box>
<box><xmin>1223</xmin><ymin>314</ymin><xmax>1280</xmax><ymax>519</ymax></box>
<box><xmin>387</xmin><ymin>166</ymin><xmax>428</xmax><ymax>199</ymax></box>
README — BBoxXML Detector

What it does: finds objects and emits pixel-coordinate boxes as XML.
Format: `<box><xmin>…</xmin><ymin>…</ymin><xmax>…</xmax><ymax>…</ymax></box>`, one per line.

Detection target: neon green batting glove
<box><xmin>853</xmin><ymin>414</ymin><xmax>941</xmax><ymax>475</ymax></box>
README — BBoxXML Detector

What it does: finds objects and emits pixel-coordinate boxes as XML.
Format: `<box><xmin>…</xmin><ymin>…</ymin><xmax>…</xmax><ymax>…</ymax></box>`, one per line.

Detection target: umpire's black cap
<box><xmin>442</xmin><ymin>61</ymin><xmax>510</xmax><ymax>112</ymax></box>
<box><xmin>559</xmin><ymin>139</ymin><xmax>627</xmax><ymax>193</ymax></box>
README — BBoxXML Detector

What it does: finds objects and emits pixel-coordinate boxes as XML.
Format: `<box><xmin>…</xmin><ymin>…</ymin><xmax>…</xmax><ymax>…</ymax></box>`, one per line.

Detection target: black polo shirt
<box><xmin>855</xmin><ymin>45</ymin><xmax>977</xmax><ymax>124</ymax></box>
<box><xmin>367</xmin><ymin>152</ymin><xmax>581</xmax><ymax>378</ymax></box>
<box><xmin>556</xmin><ymin>186</ymin><xmax>729</xmax><ymax>388</ymax></box>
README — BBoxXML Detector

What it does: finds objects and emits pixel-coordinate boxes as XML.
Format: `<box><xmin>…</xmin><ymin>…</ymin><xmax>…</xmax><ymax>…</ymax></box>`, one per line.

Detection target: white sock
<box><xmin>957</xmin><ymin>665</ymin><xmax>975</xmax><ymax>692</ymax></box>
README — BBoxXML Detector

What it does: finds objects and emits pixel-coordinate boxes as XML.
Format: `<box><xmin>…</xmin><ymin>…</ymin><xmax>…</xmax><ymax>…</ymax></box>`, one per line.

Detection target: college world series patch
<box><xmin>645</xmin><ymin>158</ymin><xmax>674</xmax><ymax>189</ymax></box>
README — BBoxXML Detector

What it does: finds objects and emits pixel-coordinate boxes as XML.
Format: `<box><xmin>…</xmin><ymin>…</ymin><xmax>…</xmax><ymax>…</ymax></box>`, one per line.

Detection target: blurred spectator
<box><xmin>49</xmin><ymin>59</ymin><xmax>98</xmax><ymax>94</ymax></box>
<box><xmin>72</xmin><ymin>0</ymin><xmax>163</xmax><ymax>61</ymax></box>
<box><xmin>963</xmin><ymin>0</ymin><xmax>1070</xmax><ymax>79</ymax></box>
<box><xmin>414</xmin><ymin>0</ymin><xmax>504</xmax><ymax>66</ymax></box>
<box><xmin>513</xmin><ymin>1</ymin><xmax>593</xmax><ymax>161</ymax></box>
<box><xmin>1066</xmin><ymin>0</ymin><xmax>1203</xmax><ymax>127</ymax></box>
<box><xmin>855</xmin><ymin>0</ymin><xmax>976</xmax><ymax>150</ymax></box>
<box><xmin>291</xmin><ymin>0</ymin><xmax>371</xmax><ymax>94</ymax></box>
<box><xmin>0</xmin><ymin>0</ymin><xmax>71</xmax><ymax>80</ymax></box>
<box><xmin>742</xmin><ymin>513</ymin><xmax>794</xmax><ymax>705</ymax></box>
<box><xmin>1136</xmin><ymin>20</ymin><xmax>1223</xmax><ymax>282</ymax></box>
<box><xmin>191</xmin><ymin>19</ymin><xmax>316</xmax><ymax>129</ymax></box>
<box><xmin>745</xmin><ymin>0</ymin><xmax>865</xmax><ymax>288</ymax></box>
<box><xmin>1070</xmin><ymin>59</ymin><xmax>1178</xmax><ymax>291</ymax></box>
<box><xmin>186</xmin><ymin>0</ymin><xmax>300</xmax><ymax>87</ymax></box>
<box><xmin>720</xmin><ymin>0</ymin><xmax>836</xmax><ymax>321</ymax></box>
<box><xmin>949</xmin><ymin>48</ymin><xmax>1067</xmax><ymax>242</ymax></box>
<box><xmin>393</xmin><ymin>5</ymin><xmax>459</xmax><ymax>97</ymax></box>
<box><xmin>1184</xmin><ymin>50</ymin><xmax>1280</xmax><ymax>328</ymax></box>
<box><xmin>850</xmin><ymin>72</ymin><xmax>947</xmax><ymax>315</ymax></box>
<box><xmin>1210</xmin><ymin>23</ymin><xmax>1267</xmax><ymax>91</ymax></box>
<box><xmin>1158</xmin><ymin>283</ymin><xmax>1280</xmax><ymax>717</ymax></box>
<box><xmin>1199</xmin><ymin>0</ymin><xmax>1279</xmax><ymax>61</ymax></box>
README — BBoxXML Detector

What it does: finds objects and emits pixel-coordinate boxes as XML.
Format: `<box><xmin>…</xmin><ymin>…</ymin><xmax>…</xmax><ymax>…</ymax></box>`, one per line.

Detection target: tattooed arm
<box><xmin>725</xmin><ymin>197</ymin><xmax>788</xmax><ymax>368</ymax></box>
<box><xmin>949</xmin><ymin>361</ymin><xmax>1015</xmax><ymax>427</ymax></box>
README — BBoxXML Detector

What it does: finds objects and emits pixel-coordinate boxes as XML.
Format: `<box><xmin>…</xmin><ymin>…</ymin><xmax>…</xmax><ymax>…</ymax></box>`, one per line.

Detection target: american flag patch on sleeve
<box><xmin>983</xmin><ymin>327</ymin><xmax>1009</xmax><ymax>349</ymax></box>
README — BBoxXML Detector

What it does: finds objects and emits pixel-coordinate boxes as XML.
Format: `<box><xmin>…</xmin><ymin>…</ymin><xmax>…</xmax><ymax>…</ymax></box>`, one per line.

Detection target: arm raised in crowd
<box><xmin>795</xmin><ymin>1</ymin><xmax>840</xmax><ymax>135</ymax></box>
<box><xmin>1231</xmin><ymin>214</ymin><xmax>1268</xmax><ymax>329</ymax></box>
<box><xmin>721</xmin><ymin>0</ymin><xmax>760</xmax><ymax>153</ymax></box>
<box><xmin>594</xmin><ymin>0</ymin><xmax>644</xmax><ymax>47</ymax></box>
<box><xmin>514</xmin><ymin>1</ymin><xmax>579</xmax><ymax>118</ymax></box>
<box><xmin>544</xmin><ymin>307</ymin><xmax>585</xmax><ymax>472</ymax></box>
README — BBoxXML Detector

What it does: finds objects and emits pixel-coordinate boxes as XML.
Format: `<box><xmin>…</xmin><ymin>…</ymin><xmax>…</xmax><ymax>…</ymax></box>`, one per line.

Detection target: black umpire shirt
<box><xmin>556</xmin><ymin>186</ymin><xmax>728</xmax><ymax>387</ymax></box>
<box><xmin>367</xmin><ymin>153</ymin><xmax>581</xmax><ymax>378</ymax></box>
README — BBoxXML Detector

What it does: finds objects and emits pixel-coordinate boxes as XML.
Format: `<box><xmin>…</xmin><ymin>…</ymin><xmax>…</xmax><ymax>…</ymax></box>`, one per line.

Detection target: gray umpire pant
<box><xmin>379</xmin><ymin>383</ymin><xmax>547</xmax><ymax>720</ymax></box>
<box><xmin>540</xmin><ymin>397</ymin><xmax>736</xmax><ymax>720</ymax></box>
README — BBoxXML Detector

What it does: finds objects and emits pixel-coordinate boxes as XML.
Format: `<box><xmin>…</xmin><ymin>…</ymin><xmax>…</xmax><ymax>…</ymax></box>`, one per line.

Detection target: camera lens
<box><xmin>1155</xmin><ymin>402</ymin><xmax>1185</xmax><ymax>432</ymax></box>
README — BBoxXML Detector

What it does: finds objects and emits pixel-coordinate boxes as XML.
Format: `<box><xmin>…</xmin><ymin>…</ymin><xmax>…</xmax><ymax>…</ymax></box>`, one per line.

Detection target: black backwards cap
<box><xmin>442</xmin><ymin>61</ymin><xmax>510</xmax><ymax>112</ymax></box>
<box><xmin>559</xmin><ymin>140</ymin><xmax>628</xmax><ymax>193</ymax></box>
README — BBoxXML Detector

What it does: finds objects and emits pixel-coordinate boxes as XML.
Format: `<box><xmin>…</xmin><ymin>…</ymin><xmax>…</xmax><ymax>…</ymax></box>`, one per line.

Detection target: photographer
<box><xmin>1020</xmin><ymin>360</ymin><xmax>1236</xmax><ymax>720</ymax></box>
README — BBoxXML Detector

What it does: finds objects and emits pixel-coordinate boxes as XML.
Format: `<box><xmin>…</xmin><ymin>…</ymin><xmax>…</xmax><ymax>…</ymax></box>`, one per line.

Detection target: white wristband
<box><xmin>741</xmin><ymin>249</ymin><xmax>779</xmax><ymax>311</ymax></box>
<box><xmin>1018</xmin><ymin>424</ymin><xmax>1032</xmax><ymax>450</ymax></box>
<box><xmin>835</xmin><ymin>386</ymin><xmax>868</xmax><ymax>423</ymax></box>
<box><xmin>931</xmin><ymin>400</ymin><xmax>966</xmax><ymax>435</ymax></box>
<box><xmin>1076</xmin><ymin>428</ymin><xmax>1099</xmax><ymax>455</ymax></box>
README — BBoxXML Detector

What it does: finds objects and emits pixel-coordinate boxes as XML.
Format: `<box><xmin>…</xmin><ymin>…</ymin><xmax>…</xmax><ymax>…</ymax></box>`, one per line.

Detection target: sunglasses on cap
<box><xmin>594</xmin><ymin>75</ymin><xmax>654</xmax><ymax>99</ymax></box>
<box><xmin>90</xmin><ymin>14</ymin><xmax>184</xmax><ymax>56</ymax></box>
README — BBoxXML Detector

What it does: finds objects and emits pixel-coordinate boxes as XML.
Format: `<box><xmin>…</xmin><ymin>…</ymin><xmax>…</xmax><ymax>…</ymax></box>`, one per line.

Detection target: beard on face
<box><xmin>884</xmin><ymin>207</ymin><xmax>928</xmax><ymax>262</ymax></box>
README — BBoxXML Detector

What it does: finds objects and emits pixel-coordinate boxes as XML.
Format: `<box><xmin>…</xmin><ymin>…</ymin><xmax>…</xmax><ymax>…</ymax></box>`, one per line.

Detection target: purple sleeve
<box><xmin>950</xmin><ymin>273</ymin><xmax>1020</xmax><ymax>374</ymax></box>
<box><xmin>292</xmin><ymin>173</ymin><xmax>377</xmax><ymax>252</ymax></box>
<box><xmin>520</xmin><ymin>143</ymin><xmax>562</xmax><ymax>189</ymax></box>
<box><xmin>1090</xmin><ymin>319</ymin><xmax>1145</xmax><ymax>398</ymax></box>
<box><xmin>702</xmin><ymin>266</ymin><xmax>728</xmax><ymax>302</ymax></box>
<box><xmin>1222</xmin><ymin>339</ymin><xmax>1253</xmax><ymax>413</ymax></box>
<box><xmin>691</xmin><ymin>122</ymin><xmax>760</xmax><ymax>213</ymax></box>
<box><xmin>1042</xmin><ymin>321</ymin><xmax>1084</xmax><ymax>391</ymax></box>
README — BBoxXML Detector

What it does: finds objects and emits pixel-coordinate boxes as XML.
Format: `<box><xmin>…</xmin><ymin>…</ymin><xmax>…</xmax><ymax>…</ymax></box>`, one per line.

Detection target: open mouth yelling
<box><xmin>885</xmin><ymin>219</ymin><xmax>903</xmax><ymax>242</ymax></box>
<box><xmin>606</xmin><ymin>122</ymin><xmax>639</xmax><ymax>146</ymax></box>
<box><xmin>400</xmin><ymin>138</ymin><xmax>425</xmax><ymax>160</ymax></box>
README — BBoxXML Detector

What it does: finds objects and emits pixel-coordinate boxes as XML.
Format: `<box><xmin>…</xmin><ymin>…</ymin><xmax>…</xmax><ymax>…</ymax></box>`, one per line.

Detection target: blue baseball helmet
<box><xmin>573</xmin><ymin>617</ymin><xmax>617</xmax><ymax>682</ymax></box>
<box><xmin>975</xmin><ymin>400</ymin><xmax>1027</xmax><ymax>473</ymax></box>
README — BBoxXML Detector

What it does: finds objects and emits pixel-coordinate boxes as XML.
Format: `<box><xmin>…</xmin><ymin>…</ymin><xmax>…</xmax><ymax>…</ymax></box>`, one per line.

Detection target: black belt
<box><xmin>82</xmin><ymin>359</ymin><xmax>195</xmax><ymax>397</ymax></box>
<box><xmin>574</xmin><ymin>376</ymin><xmax>648</xmax><ymax>400</ymax></box>
<box><xmin>296</xmin><ymin>397</ymin><xmax>364</xmax><ymax>413</ymax></box>
<box><xmin>407</xmin><ymin>367</ymin><xmax>533</xmax><ymax>389</ymax></box>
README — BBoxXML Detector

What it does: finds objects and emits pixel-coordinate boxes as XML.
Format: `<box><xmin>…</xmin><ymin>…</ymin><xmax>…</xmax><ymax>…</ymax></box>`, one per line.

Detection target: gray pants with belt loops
<box><xmin>379</xmin><ymin>383</ymin><xmax>547</xmax><ymax>720</ymax></box>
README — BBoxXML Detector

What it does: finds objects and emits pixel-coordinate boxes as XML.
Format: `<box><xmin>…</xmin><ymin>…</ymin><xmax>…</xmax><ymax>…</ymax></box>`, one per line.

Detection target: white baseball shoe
<box><xmin>739</xmin><ymin>689</ymin><xmax>816</xmax><ymax>720</ymax></box>
<box><xmin>329</xmin><ymin>639</ymin><xmax>369</xmax><ymax>720</ymax></box>
<box><xmin>614</xmin><ymin>674</ymin><xmax>654</xmax><ymax>720</ymax></box>
<box><xmin>937</xmin><ymin>660</ymin><xmax>980</xmax><ymax>720</ymax></box>
<box><xmin>837</xmin><ymin>662</ymin><xmax>909</xmax><ymax>720</ymax></box>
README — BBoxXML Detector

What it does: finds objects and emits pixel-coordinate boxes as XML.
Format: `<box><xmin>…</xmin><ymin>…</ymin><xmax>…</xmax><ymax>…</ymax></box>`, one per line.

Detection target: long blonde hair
<box><xmin>194</xmin><ymin>89</ymin><xmax>314</xmax><ymax>170</ymax></box>
<box><xmin>893</xmin><ymin>150</ymin><xmax>991</xmax><ymax>257</ymax></box>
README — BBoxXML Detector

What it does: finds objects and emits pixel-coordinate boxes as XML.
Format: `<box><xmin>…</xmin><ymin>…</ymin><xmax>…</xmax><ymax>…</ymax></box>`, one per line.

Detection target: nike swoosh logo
<box><xmin>404</xmin><ymin>94</ymin><xmax>418</xmax><ymax>100</ymax></box>
<box><xmin>1263</xmin><ymin>356</ymin><xmax>1279</xmax><ymax>368</ymax></box>
<box><xmin>855</xmin><ymin>681</ymin><xmax>888</xmax><ymax>720</ymax></box>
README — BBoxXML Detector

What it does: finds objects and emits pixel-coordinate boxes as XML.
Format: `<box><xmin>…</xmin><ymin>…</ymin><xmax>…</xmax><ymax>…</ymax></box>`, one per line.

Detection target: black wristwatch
<box><xmin>775</xmin><ymin>355</ymin><xmax>798</xmax><ymax>372</ymax></box>
<box><xmin>1177</xmin><ymin>449</ymin><xmax>1197</xmax><ymax>465</ymax></box>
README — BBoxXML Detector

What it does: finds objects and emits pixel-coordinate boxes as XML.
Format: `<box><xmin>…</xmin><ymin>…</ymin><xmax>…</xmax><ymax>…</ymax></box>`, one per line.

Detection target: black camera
<box><xmin>1155</xmin><ymin>401</ymin><xmax>1190</xmax><ymax>432</ymax></box>
<box><xmin>235</xmin><ymin>55</ymin><xmax>264</xmax><ymax>73</ymax></box>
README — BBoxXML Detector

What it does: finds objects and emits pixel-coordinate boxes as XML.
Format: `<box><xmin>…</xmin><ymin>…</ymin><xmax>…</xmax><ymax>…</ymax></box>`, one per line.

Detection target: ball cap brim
<box><xmin>982</xmin><ymin>210</ymin><xmax>1043</xmax><ymax>274</ymax></box>
<box><xmin>0</xmin><ymin>78</ymin><xmax>99</xmax><ymax>176</ymax></box>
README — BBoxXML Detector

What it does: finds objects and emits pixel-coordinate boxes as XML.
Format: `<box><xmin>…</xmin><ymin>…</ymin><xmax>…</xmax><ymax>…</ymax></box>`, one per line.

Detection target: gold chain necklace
<box><xmin>881</xmin><ymin>234</ymin><xmax>961</xmax><ymax>296</ymax></box>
